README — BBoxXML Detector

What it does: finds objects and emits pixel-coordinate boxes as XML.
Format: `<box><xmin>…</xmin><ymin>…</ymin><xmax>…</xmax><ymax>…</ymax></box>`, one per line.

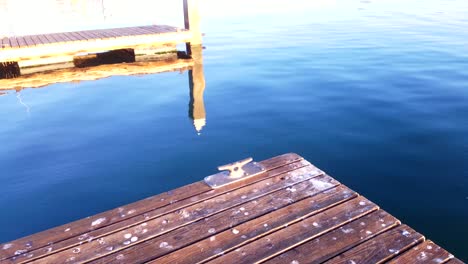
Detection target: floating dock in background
<box><xmin>0</xmin><ymin>154</ymin><xmax>463</xmax><ymax>263</ymax></box>
<box><xmin>0</xmin><ymin>0</ymin><xmax>202</xmax><ymax>79</ymax></box>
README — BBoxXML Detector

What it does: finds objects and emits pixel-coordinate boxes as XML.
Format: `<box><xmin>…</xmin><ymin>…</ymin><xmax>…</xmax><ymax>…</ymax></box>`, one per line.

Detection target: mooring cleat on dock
<box><xmin>204</xmin><ymin>157</ymin><xmax>266</xmax><ymax>188</ymax></box>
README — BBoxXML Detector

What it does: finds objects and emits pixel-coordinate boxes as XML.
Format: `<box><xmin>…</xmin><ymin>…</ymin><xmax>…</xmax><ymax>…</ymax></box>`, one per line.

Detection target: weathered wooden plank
<box><xmin>42</xmin><ymin>34</ymin><xmax>57</xmax><ymax>44</ymax></box>
<box><xmin>16</xmin><ymin>37</ymin><xmax>28</xmax><ymax>48</ymax></box>
<box><xmin>112</xmin><ymin>28</ymin><xmax>132</xmax><ymax>38</ymax></box>
<box><xmin>58</xmin><ymin>32</ymin><xmax>74</xmax><ymax>43</ymax></box>
<box><xmin>136</xmin><ymin>27</ymin><xmax>161</xmax><ymax>35</ymax></box>
<box><xmin>74</xmin><ymin>31</ymin><xmax>95</xmax><ymax>41</ymax></box>
<box><xmin>54</xmin><ymin>33</ymin><xmax>69</xmax><ymax>43</ymax></box>
<box><xmin>0</xmin><ymin>154</ymin><xmax>306</xmax><ymax>262</ymax></box>
<box><xmin>73</xmin><ymin>31</ymin><xmax>92</xmax><ymax>41</ymax></box>
<box><xmin>91</xmin><ymin>176</ymin><xmax>345</xmax><ymax>263</ymax></box>
<box><xmin>8</xmin><ymin>37</ymin><xmax>20</xmax><ymax>48</ymax></box>
<box><xmin>209</xmin><ymin>197</ymin><xmax>378</xmax><ymax>264</ymax></box>
<box><xmin>61</xmin><ymin>32</ymin><xmax>81</xmax><ymax>42</ymax></box>
<box><xmin>47</xmin><ymin>33</ymin><xmax>63</xmax><ymax>44</ymax></box>
<box><xmin>1</xmin><ymin>37</ymin><xmax>9</xmax><ymax>49</ymax></box>
<box><xmin>23</xmin><ymin>35</ymin><xmax>36</xmax><ymax>47</ymax></box>
<box><xmin>26</xmin><ymin>164</ymin><xmax>323</xmax><ymax>263</ymax></box>
<box><xmin>108</xmin><ymin>28</ymin><xmax>130</xmax><ymax>37</ymax></box>
<box><xmin>158</xmin><ymin>25</ymin><xmax>178</xmax><ymax>33</ymax></box>
<box><xmin>93</xmin><ymin>29</ymin><xmax>115</xmax><ymax>39</ymax></box>
<box><xmin>30</xmin><ymin>35</ymin><xmax>43</xmax><ymax>46</ymax></box>
<box><xmin>265</xmin><ymin>210</ymin><xmax>400</xmax><ymax>264</ymax></box>
<box><xmin>446</xmin><ymin>258</ymin><xmax>466</xmax><ymax>264</ymax></box>
<box><xmin>141</xmin><ymin>26</ymin><xmax>170</xmax><ymax>34</ymax></box>
<box><xmin>84</xmin><ymin>30</ymin><xmax>105</xmax><ymax>40</ymax></box>
<box><xmin>126</xmin><ymin>27</ymin><xmax>152</xmax><ymax>36</ymax></box>
<box><xmin>37</xmin><ymin>35</ymin><xmax>50</xmax><ymax>45</ymax></box>
<box><xmin>387</xmin><ymin>240</ymin><xmax>455</xmax><ymax>264</ymax></box>
<box><xmin>137</xmin><ymin>25</ymin><xmax>166</xmax><ymax>34</ymax></box>
<box><xmin>152</xmin><ymin>185</ymin><xmax>356</xmax><ymax>264</ymax></box>
<box><xmin>138</xmin><ymin>26</ymin><xmax>160</xmax><ymax>34</ymax></box>
<box><xmin>123</xmin><ymin>27</ymin><xmax>142</xmax><ymax>36</ymax></box>
<box><xmin>325</xmin><ymin>225</ymin><xmax>424</xmax><ymax>264</ymax></box>
<box><xmin>112</xmin><ymin>27</ymin><xmax>142</xmax><ymax>38</ymax></box>
<box><xmin>110</xmin><ymin>27</ymin><xmax>134</xmax><ymax>37</ymax></box>
<box><xmin>106</xmin><ymin>28</ymin><xmax>122</xmax><ymax>38</ymax></box>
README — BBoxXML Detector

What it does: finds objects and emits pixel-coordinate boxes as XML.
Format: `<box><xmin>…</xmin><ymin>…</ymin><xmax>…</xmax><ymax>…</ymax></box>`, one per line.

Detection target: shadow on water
<box><xmin>0</xmin><ymin>44</ymin><xmax>207</xmax><ymax>134</ymax></box>
<box><xmin>73</xmin><ymin>49</ymin><xmax>136</xmax><ymax>68</ymax></box>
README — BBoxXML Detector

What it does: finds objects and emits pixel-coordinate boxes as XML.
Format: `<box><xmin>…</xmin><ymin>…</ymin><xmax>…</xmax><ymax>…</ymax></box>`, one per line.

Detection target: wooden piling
<box><xmin>183</xmin><ymin>0</ymin><xmax>202</xmax><ymax>45</ymax></box>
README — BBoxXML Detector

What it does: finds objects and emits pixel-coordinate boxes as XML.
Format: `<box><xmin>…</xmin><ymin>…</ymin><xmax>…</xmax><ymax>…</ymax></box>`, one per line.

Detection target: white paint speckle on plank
<box><xmin>2</xmin><ymin>243</ymin><xmax>12</xmax><ymax>250</ymax></box>
<box><xmin>91</xmin><ymin>217</ymin><xmax>106</xmax><ymax>227</ymax></box>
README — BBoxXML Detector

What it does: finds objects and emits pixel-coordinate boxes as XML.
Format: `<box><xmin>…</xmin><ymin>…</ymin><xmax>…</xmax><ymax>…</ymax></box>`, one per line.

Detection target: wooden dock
<box><xmin>0</xmin><ymin>154</ymin><xmax>463</xmax><ymax>264</ymax></box>
<box><xmin>0</xmin><ymin>25</ymin><xmax>191</xmax><ymax>61</ymax></box>
<box><xmin>0</xmin><ymin>0</ymin><xmax>202</xmax><ymax>78</ymax></box>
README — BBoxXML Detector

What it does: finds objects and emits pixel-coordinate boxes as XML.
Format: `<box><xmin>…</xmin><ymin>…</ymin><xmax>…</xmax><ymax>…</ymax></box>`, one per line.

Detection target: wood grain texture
<box><xmin>93</xmin><ymin>176</ymin><xmax>347</xmax><ymax>264</ymax></box>
<box><xmin>1</xmin><ymin>37</ymin><xmax>10</xmax><ymax>48</ymax></box>
<box><xmin>23</xmin><ymin>35</ymin><xmax>36</xmax><ymax>47</ymax></box>
<box><xmin>9</xmin><ymin>37</ymin><xmax>20</xmax><ymax>48</ymax></box>
<box><xmin>325</xmin><ymin>225</ymin><xmax>424</xmax><ymax>264</ymax></box>
<box><xmin>266</xmin><ymin>210</ymin><xmax>400</xmax><ymax>264</ymax></box>
<box><xmin>16</xmin><ymin>37</ymin><xmax>27</xmax><ymax>48</ymax></box>
<box><xmin>387</xmin><ymin>240</ymin><xmax>455</xmax><ymax>264</ymax></box>
<box><xmin>27</xmin><ymin>164</ymin><xmax>322</xmax><ymax>263</ymax></box>
<box><xmin>36</xmin><ymin>35</ymin><xmax>50</xmax><ymax>45</ymax></box>
<box><xmin>209</xmin><ymin>197</ymin><xmax>378</xmax><ymax>264</ymax></box>
<box><xmin>0</xmin><ymin>153</ymin><xmax>305</xmax><ymax>262</ymax></box>
<box><xmin>446</xmin><ymin>258</ymin><xmax>466</xmax><ymax>264</ymax></box>
<box><xmin>153</xmin><ymin>185</ymin><xmax>356</xmax><ymax>264</ymax></box>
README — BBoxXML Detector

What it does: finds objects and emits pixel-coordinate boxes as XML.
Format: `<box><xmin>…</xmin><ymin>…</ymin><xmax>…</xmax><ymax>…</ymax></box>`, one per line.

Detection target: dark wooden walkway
<box><xmin>0</xmin><ymin>154</ymin><xmax>463</xmax><ymax>264</ymax></box>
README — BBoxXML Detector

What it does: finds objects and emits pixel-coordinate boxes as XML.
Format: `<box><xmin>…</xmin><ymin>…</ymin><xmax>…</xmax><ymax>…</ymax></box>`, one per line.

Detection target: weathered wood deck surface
<box><xmin>0</xmin><ymin>25</ymin><xmax>192</xmax><ymax>63</ymax></box>
<box><xmin>0</xmin><ymin>153</ymin><xmax>463</xmax><ymax>264</ymax></box>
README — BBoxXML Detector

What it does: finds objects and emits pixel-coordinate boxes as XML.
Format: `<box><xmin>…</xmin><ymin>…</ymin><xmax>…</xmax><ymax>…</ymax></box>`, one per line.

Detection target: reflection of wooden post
<box><xmin>188</xmin><ymin>45</ymin><xmax>206</xmax><ymax>134</ymax></box>
<box><xmin>183</xmin><ymin>0</ymin><xmax>202</xmax><ymax>45</ymax></box>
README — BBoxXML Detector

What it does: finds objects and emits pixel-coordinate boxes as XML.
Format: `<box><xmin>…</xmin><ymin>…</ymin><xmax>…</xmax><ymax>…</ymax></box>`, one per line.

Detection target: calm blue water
<box><xmin>1</xmin><ymin>0</ymin><xmax>467</xmax><ymax>260</ymax></box>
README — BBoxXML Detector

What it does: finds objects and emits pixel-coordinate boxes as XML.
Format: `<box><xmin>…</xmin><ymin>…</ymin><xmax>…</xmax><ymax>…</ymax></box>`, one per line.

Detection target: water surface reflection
<box><xmin>0</xmin><ymin>44</ymin><xmax>206</xmax><ymax>134</ymax></box>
